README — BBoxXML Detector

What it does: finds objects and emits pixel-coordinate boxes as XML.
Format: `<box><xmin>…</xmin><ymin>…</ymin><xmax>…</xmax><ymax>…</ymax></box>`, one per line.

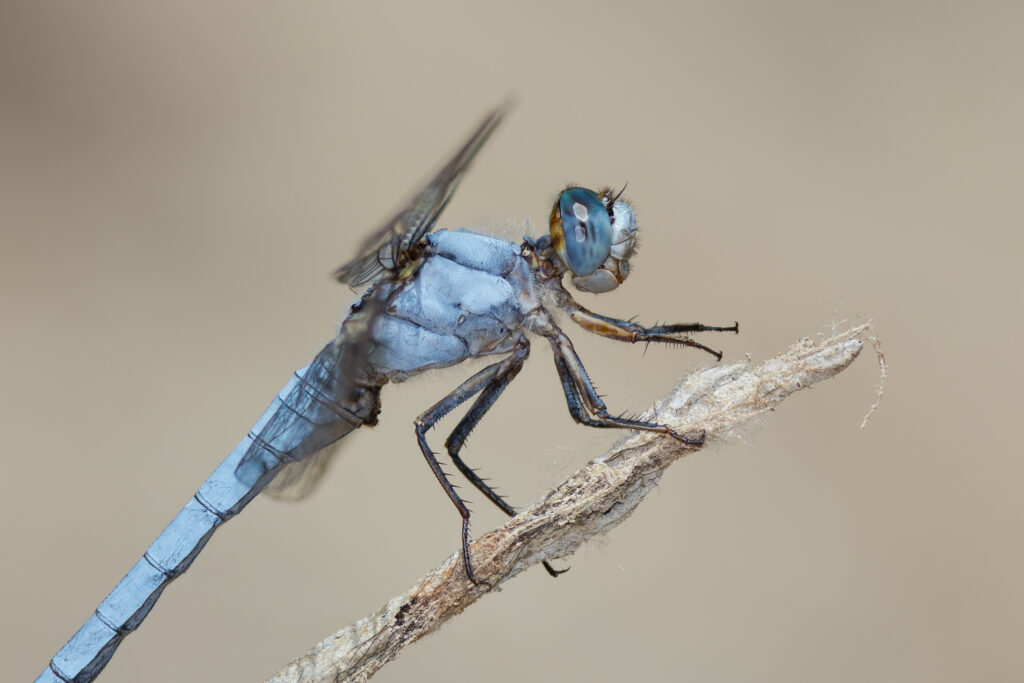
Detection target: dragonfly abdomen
<box><xmin>40</xmin><ymin>355</ymin><xmax>379</xmax><ymax>683</ymax></box>
<box><xmin>40</xmin><ymin>431</ymin><xmax>272</xmax><ymax>682</ymax></box>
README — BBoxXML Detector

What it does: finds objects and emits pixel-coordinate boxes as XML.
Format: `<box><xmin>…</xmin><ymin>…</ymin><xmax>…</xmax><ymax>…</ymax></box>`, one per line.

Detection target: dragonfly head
<box><xmin>549</xmin><ymin>186</ymin><xmax>637</xmax><ymax>293</ymax></box>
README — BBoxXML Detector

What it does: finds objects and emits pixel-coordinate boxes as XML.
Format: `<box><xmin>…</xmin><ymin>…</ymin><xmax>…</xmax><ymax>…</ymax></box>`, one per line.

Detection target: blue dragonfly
<box><xmin>38</xmin><ymin>105</ymin><xmax>737</xmax><ymax>683</ymax></box>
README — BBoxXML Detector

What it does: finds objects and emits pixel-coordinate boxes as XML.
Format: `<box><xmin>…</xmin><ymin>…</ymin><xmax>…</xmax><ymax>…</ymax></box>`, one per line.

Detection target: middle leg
<box><xmin>549</xmin><ymin>330</ymin><xmax>706</xmax><ymax>446</ymax></box>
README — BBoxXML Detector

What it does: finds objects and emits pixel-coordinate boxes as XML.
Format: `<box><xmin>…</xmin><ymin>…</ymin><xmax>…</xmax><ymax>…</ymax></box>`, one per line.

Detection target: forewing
<box><xmin>333</xmin><ymin>105</ymin><xmax>507</xmax><ymax>286</ymax></box>
<box><xmin>264</xmin><ymin>105</ymin><xmax>507</xmax><ymax>498</ymax></box>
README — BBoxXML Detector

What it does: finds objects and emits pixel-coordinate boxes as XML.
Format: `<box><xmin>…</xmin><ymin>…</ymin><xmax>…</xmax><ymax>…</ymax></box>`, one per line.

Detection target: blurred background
<box><xmin>2</xmin><ymin>2</ymin><xmax>1021</xmax><ymax>682</ymax></box>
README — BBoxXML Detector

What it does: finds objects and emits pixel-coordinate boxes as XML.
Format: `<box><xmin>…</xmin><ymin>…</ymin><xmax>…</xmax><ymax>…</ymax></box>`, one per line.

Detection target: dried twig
<box><xmin>268</xmin><ymin>325</ymin><xmax>872</xmax><ymax>683</ymax></box>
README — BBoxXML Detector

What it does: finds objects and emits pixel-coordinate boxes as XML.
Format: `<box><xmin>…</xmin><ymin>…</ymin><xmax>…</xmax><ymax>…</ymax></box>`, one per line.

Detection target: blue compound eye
<box><xmin>549</xmin><ymin>187</ymin><xmax>613</xmax><ymax>276</ymax></box>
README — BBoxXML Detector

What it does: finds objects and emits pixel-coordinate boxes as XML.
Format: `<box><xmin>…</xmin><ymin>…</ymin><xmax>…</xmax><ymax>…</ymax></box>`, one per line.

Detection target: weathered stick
<box><xmin>268</xmin><ymin>325</ymin><xmax>872</xmax><ymax>683</ymax></box>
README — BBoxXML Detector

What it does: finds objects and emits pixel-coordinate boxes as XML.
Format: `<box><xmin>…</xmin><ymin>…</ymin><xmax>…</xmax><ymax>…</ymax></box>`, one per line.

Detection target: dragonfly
<box><xmin>37</xmin><ymin>105</ymin><xmax>738</xmax><ymax>683</ymax></box>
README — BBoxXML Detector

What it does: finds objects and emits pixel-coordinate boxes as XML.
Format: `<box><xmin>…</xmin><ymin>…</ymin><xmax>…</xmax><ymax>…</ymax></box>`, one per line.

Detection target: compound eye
<box><xmin>549</xmin><ymin>187</ymin><xmax>613</xmax><ymax>275</ymax></box>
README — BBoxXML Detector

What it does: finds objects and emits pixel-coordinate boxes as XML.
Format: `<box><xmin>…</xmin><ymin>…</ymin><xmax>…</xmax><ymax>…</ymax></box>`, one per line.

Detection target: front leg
<box><xmin>564</xmin><ymin>300</ymin><xmax>738</xmax><ymax>360</ymax></box>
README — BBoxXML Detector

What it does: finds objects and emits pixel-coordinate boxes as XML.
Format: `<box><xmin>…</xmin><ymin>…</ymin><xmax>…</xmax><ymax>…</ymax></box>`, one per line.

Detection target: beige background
<box><xmin>3</xmin><ymin>3</ymin><xmax>1021</xmax><ymax>682</ymax></box>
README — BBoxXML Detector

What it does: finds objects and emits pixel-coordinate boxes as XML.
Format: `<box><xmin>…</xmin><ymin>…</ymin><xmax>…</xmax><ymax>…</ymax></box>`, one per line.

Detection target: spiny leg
<box><xmin>443</xmin><ymin>340</ymin><xmax>568</xmax><ymax>577</ymax></box>
<box><xmin>414</xmin><ymin>357</ymin><xmax>512</xmax><ymax>585</ymax></box>
<box><xmin>550</xmin><ymin>332</ymin><xmax>705</xmax><ymax>447</ymax></box>
<box><xmin>444</xmin><ymin>342</ymin><xmax>526</xmax><ymax>517</ymax></box>
<box><xmin>565</xmin><ymin>302</ymin><xmax>738</xmax><ymax>360</ymax></box>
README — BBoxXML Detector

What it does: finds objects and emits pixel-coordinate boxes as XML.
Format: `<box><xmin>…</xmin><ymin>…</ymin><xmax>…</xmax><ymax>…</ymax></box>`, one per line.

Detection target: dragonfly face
<box><xmin>548</xmin><ymin>186</ymin><xmax>638</xmax><ymax>293</ymax></box>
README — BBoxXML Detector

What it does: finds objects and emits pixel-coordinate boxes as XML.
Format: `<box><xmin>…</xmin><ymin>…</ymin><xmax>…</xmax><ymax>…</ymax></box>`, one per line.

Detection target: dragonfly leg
<box><xmin>414</xmin><ymin>338</ymin><xmax>529</xmax><ymax>585</ymax></box>
<box><xmin>549</xmin><ymin>331</ymin><xmax>705</xmax><ymax>446</ymax></box>
<box><xmin>443</xmin><ymin>340</ymin><xmax>569</xmax><ymax>577</ymax></box>
<box><xmin>563</xmin><ymin>300</ymin><xmax>738</xmax><ymax>360</ymax></box>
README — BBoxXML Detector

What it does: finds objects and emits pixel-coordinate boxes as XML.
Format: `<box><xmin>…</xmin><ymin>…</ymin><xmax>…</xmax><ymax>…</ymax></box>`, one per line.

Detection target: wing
<box><xmin>247</xmin><ymin>284</ymin><xmax>388</xmax><ymax>499</ymax></box>
<box><xmin>260</xmin><ymin>448</ymin><xmax>334</xmax><ymax>501</ymax></box>
<box><xmin>262</xmin><ymin>106</ymin><xmax>507</xmax><ymax>500</ymax></box>
<box><xmin>332</xmin><ymin>104</ymin><xmax>508</xmax><ymax>287</ymax></box>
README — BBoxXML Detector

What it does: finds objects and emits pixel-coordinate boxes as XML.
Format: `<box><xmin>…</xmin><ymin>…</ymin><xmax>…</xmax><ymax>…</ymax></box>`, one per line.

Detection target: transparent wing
<box><xmin>261</xmin><ymin>446</ymin><xmax>335</xmax><ymax>501</ymax></box>
<box><xmin>245</xmin><ymin>285</ymin><xmax>389</xmax><ymax>499</ymax></box>
<box><xmin>333</xmin><ymin>104</ymin><xmax>508</xmax><ymax>286</ymax></box>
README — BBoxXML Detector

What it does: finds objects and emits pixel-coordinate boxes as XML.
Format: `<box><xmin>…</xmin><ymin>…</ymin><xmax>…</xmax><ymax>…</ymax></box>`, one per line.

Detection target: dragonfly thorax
<box><xmin>548</xmin><ymin>187</ymin><xmax>637</xmax><ymax>294</ymax></box>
